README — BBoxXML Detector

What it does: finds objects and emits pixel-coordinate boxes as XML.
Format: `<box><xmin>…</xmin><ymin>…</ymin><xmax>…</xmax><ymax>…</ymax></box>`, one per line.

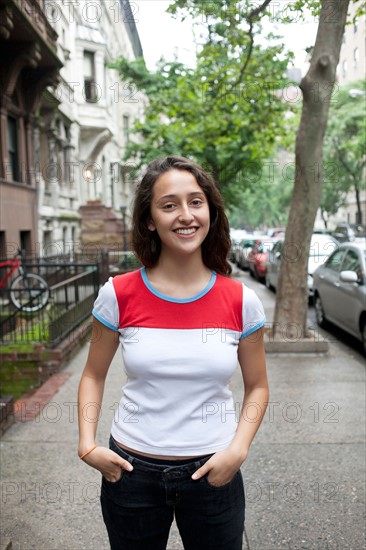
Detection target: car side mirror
<box><xmin>339</xmin><ymin>270</ymin><xmax>358</xmax><ymax>283</ymax></box>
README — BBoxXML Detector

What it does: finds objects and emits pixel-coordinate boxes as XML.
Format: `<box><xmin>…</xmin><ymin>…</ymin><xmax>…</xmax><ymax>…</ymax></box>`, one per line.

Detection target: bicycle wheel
<box><xmin>10</xmin><ymin>273</ymin><xmax>50</xmax><ymax>313</ymax></box>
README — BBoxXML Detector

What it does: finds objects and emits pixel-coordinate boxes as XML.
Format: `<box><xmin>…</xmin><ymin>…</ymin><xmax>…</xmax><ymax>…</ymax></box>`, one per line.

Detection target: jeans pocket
<box><xmin>204</xmin><ymin>470</ymin><xmax>239</xmax><ymax>490</ymax></box>
<box><xmin>102</xmin><ymin>468</ymin><xmax>126</xmax><ymax>488</ymax></box>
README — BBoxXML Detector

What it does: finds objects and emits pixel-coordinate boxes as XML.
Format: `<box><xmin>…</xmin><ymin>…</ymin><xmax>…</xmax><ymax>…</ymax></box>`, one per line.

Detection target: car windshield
<box><xmin>257</xmin><ymin>241</ymin><xmax>275</xmax><ymax>253</ymax></box>
<box><xmin>242</xmin><ymin>239</ymin><xmax>255</xmax><ymax>247</ymax></box>
<box><xmin>309</xmin><ymin>236</ymin><xmax>338</xmax><ymax>257</ymax></box>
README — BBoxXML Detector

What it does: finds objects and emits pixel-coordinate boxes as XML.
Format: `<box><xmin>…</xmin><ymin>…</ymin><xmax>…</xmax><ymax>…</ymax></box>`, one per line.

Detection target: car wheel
<box><xmin>314</xmin><ymin>294</ymin><xmax>327</xmax><ymax>328</ymax></box>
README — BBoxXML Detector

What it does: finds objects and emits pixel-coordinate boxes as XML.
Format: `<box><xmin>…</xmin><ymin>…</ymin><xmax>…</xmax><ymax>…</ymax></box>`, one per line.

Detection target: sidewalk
<box><xmin>0</xmin><ymin>275</ymin><xmax>365</xmax><ymax>550</ymax></box>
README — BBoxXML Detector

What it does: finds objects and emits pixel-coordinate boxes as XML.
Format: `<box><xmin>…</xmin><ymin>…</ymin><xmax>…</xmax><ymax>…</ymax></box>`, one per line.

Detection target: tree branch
<box><xmin>231</xmin><ymin>0</ymin><xmax>273</xmax><ymax>84</ymax></box>
<box><xmin>332</xmin><ymin>137</ymin><xmax>359</xmax><ymax>179</ymax></box>
<box><xmin>210</xmin><ymin>0</ymin><xmax>273</xmax><ymax>107</ymax></box>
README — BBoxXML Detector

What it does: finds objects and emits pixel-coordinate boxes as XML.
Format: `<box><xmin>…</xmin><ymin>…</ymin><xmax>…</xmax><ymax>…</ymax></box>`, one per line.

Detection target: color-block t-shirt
<box><xmin>92</xmin><ymin>268</ymin><xmax>265</xmax><ymax>456</ymax></box>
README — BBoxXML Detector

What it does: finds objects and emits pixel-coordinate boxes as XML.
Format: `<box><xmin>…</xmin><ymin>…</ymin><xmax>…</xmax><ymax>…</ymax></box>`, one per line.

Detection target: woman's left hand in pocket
<box><xmin>191</xmin><ymin>447</ymin><xmax>247</xmax><ymax>487</ymax></box>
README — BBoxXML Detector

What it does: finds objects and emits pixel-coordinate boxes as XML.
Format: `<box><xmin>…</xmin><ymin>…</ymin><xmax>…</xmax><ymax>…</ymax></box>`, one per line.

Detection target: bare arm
<box><xmin>229</xmin><ymin>326</ymin><xmax>269</xmax><ymax>457</ymax></box>
<box><xmin>192</xmin><ymin>327</ymin><xmax>268</xmax><ymax>485</ymax></box>
<box><xmin>77</xmin><ymin>317</ymin><xmax>133</xmax><ymax>480</ymax></box>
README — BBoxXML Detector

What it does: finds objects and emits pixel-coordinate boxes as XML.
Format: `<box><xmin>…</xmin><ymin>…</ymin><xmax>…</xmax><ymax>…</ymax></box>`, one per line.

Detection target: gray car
<box><xmin>313</xmin><ymin>242</ymin><xmax>366</xmax><ymax>354</ymax></box>
<box><xmin>234</xmin><ymin>236</ymin><xmax>256</xmax><ymax>270</ymax></box>
<box><xmin>265</xmin><ymin>233</ymin><xmax>339</xmax><ymax>298</ymax></box>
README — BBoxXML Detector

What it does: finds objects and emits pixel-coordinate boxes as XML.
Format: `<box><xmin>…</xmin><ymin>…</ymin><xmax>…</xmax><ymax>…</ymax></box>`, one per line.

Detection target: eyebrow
<box><xmin>156</xmin><ymin>192</ymin><xmax>206</xmax><ymax>202</ymax></box>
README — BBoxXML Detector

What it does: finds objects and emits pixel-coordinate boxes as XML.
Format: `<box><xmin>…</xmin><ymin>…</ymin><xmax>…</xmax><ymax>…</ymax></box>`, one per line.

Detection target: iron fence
<box><xmin>0</xmin><ymin>262</ymin><xmax>99</xmax><ymax>348</ymax></box>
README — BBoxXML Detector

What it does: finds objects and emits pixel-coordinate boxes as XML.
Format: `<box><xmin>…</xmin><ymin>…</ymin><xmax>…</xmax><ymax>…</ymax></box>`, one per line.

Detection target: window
<box><xmin>20</xmin><ymin>231</ymin><xmax>31</xmax><ymax>257</ymax></box>
<box><xmin>341</xmin><ymin>250</ymin><xmax>362</xmax><ymax>280</ymax></box>
<box><xmin>354</xmin><ymin>18</ymin><xmax>358</xmax><ymax>33</ymax></box>
<box><xmin>62</xmin><ymin>227</ymin><xmax>67</xmax><ymax>254</ymax></box>
<box><xmin>325</xmin><ymin>249</ymin><xmax>346</xmax><ymax>272</ymax></box>
<box><xmin>83</xmin><ymin>51</ymin><xmax>97</xmax><ymax>102</ymax></box>
<box><xmin>7</xmin><ymin>116</ymin><xmax>19</xmax><ymax>182</ymax></box>
<box><xmin>123</xmin><ymin>114</ymin><xmax>130</xmax><ymax>143</ymax></box>
<box><xmin>354</xmin><ymin>48</ymin><xmax>359</xmax><ymax>68</ymax></box>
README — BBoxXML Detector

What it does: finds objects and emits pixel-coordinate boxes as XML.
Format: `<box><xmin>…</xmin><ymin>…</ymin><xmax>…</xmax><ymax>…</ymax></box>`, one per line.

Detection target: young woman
<box><xmin>78</xmin><ymin>156</ymin><xmax>269</xmax><ymax>550</ymax></box>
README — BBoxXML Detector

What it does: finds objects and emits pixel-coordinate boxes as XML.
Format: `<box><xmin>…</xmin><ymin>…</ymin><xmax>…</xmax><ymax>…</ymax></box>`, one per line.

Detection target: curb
<box><xmin>13</xmin><ymin>371</ymin><xmax>71</xmax><ymax>422</ymax></box>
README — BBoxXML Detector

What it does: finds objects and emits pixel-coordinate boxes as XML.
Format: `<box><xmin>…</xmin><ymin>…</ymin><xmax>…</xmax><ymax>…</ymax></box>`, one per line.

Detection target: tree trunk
<box><xmin>273</xmin><ymin>0</ymin><xmax>350</xmax><ymax>339</ymax></box>
<box><xmin>354</xmin><ymin>182</ymin><xmax>362</xmax><ymax>224</ymax></box>
<box><xmin>320</xmin><ymin>208</ymin><xmax>328</xmax><ymax>229</ymax></box>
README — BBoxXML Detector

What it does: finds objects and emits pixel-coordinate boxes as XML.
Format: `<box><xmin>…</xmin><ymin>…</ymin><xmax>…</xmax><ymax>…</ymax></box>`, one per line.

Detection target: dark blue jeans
<box><xmin>101</xmin><ymin>436</ymin><xmax>245</xmax><ymax>550</ymax></box>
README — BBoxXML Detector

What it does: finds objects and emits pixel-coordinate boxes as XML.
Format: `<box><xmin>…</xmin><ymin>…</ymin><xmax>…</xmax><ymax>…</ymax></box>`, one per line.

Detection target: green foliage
<box><xmin>110</xmin><ymin>0</ymin><xmax>293</xmax><ymax>207</ymax></box>
<box><xmin>118</xmin><ymin>252</ymin><xmax>142</xmax><ymax>270</ymax></box>
<box><xmin>1</xmin><ymin>320</ymin><xmax>49</xmax><ymax>345</ymax></box>
<box><xmin>227</xmin><ymin>150</ymin><xmax>294</xmax><ymax>228</ymax></box>
<box><xmin>322</xmin><ymin>80</ymin><xmax>366</xmax><ymax>220</ymax></box>
<box><xmin>0</xmin><ymin>361</ymin><xmax>39</xmax><ymax>400</ymax></box>
<box><xmin>289</xmin><ymin>0</ymin><xmax>365</xmax><ymax>21</ymax></box>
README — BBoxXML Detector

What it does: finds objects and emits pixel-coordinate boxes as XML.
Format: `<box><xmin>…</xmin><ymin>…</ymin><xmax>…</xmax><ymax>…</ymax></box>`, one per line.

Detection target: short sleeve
<box><xmin>92</xmin><ymin>277</ymin><xmax>119</xmax><ymax>331</ymax></box>
<box><xmin>240</xmin><ymin>284</ymin><xmax>266</xmax><ymax>339</ymax></box>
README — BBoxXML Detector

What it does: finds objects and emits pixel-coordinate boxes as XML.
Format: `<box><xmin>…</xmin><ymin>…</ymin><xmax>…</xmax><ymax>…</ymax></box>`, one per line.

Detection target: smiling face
<box><xmin>148</xmin><ymin>169</ymin><xmax>210</xmax><ymax>259</ymax></box>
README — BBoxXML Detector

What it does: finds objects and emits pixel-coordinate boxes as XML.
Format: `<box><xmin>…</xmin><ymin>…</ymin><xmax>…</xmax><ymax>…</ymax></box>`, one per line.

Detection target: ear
<box><xmin>147</xmin><ymin>219</ymin><xmax>156</xmax><ymax>231</ymax></box>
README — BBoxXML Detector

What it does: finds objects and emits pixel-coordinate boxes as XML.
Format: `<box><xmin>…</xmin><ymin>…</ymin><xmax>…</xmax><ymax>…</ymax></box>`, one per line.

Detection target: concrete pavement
<box><xmin>0</xmin><ymin>272</ymin><xmax>365</xmax><ymax>550</ymax></box>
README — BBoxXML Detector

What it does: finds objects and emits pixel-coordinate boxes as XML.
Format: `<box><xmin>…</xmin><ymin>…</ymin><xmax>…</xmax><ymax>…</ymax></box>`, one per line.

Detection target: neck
<box><xmin>149</xmin><ymin>250</ymin><xmax>211</xmax><ymax>283</ymax></box>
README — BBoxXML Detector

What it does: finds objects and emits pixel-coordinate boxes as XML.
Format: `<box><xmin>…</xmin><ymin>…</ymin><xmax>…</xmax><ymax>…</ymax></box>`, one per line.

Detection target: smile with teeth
<box><xmin>174</xmin><ymin>227</ymin><xmax>198</xmax><ymax>235</ymax></box>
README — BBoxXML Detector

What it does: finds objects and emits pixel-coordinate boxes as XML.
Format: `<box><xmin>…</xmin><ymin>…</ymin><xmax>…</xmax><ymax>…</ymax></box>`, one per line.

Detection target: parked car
<box><xmin>267</xmin><ymin>227</ymin><xmax>286</xmax><ymax>238</ymax></box>
<box><xmin>313</xmin><ymin>242</ymin><xmax>366</xmax><ymax>354</ymax></box>
<box><xmin>248</xmin><ymin>238</ymin><xmax>278</xmax><ymax>281</ymax></box>
<box><xmin>265</xmin><ymin>233</ymin><xmax>339</xmax><ymax>298</ymax></box>
<box><xmin>332</xmin><ymin>222</ymin><xmax>366</xmax><ymax>243</ymax></box>
<box><xmin>234</xmin><ymin>236</ymin><xmax>257</xmax><ymax>270</ymax></box>
<box><xmin>229</xmin><ymin>229</ymin><xmax>251</xmax><ymax>261</ymax></box>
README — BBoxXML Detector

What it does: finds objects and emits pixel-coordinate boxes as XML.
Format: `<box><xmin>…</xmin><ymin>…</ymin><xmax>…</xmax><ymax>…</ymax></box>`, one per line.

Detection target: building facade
<box><xmin>0</xmin><ymin>0</ymin><xmax>62</xmax><ymax>257</ymax></box>
<box><xmin>334</xmin><ymin>2</ymin><xmax>366</xmax><ymax>226</ymax></box>
<box><xmin>0</xmin><ymin>0</ymin><xmax>145</xmax><ymax>259</ymax></box>
<box><xmin>314</xmin><ymin>2</ymin><xmax>365</xmax><ymax>229</ymax></box>
<box><xmin>337</xmin><ymin>2</ymin><xmax>365</xmax><ymax>86</ymax></box>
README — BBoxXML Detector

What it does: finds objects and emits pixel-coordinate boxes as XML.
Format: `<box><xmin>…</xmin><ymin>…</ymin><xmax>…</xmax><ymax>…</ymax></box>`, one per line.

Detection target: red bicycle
<box><xmin>0</xmin><ymin>249</ymin><xmax>49</xmax><ymax>313</ymax></box>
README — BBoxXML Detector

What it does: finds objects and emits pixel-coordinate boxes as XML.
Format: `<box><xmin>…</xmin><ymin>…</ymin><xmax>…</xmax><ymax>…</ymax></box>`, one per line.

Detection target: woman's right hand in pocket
<box><xmin>81</xmin><ymin>446</ymin><xmax>133</xmax><ymax>482</ymax></box>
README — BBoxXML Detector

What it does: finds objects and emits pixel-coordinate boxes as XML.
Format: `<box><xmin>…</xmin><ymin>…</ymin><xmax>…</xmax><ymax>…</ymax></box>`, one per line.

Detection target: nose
<box><xmin>178</xmin><ymin>203</ymin><xmax>194</xmax><ymax>224</ymax></box>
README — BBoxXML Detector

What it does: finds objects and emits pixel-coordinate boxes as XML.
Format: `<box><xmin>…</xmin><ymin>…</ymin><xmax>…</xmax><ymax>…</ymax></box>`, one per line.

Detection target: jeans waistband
<box><xmin>109</xmin><ymin>435</ymin><xmax>213</xmax><ymax>475</ymax></box>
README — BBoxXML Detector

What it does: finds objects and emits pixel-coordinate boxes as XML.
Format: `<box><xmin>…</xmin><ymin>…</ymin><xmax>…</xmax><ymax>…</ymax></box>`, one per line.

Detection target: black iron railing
<box><xmin>0</xmin><ymin>262</ymin><xmax>99</xmax><ymax>348</ymax></box>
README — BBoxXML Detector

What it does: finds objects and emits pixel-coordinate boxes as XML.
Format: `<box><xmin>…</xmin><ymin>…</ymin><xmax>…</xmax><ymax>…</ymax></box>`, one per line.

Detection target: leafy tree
<box><xmin>273</xmin><ymin>0</ymin><xmax>364</xmax><ymax>338</ymax></box>
<box><xmin>110</xmin><ymin>0</ymin><xmax>293</xmax><ymax>205</ymax></box>
<box><xmin>227</xmin><ymin>151</ymin><xmax>294</xmax><ymax>228</ymax></box>
<box><xmin>321</xmin><ymin>80</ymin><xmax>366</xmax><ymax>225</ymax></box>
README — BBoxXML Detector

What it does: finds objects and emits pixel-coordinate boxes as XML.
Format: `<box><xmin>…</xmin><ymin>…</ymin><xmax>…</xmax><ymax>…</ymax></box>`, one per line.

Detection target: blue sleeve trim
<box><xmin>92</xmin><ymin>310</ymin><xmax>119</xmax><ymax>332</ymax></box>
<box><xmin>240</xmin><ymin>320</ymin><xmax>266</xmax><ymax>339</ymax></box>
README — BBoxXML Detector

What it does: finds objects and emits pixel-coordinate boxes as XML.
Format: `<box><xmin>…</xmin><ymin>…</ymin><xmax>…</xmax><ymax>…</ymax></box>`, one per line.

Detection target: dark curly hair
<box><xmin>132</xmin><ymin>156</ymin><xmax>232</xmax><ymax>276</ymax></box>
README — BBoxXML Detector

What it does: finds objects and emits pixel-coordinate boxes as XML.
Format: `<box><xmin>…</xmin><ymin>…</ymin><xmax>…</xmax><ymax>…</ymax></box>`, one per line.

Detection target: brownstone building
<box><xmin>0</xmin><ymin>0</ymin><xmax>62</xmax><ymax>257</ymax></box>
